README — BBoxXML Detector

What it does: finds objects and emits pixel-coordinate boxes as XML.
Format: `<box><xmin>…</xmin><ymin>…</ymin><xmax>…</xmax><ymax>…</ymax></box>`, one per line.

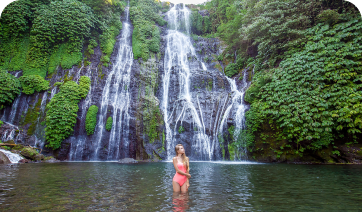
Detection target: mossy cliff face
<box><xmin>130</xmin><ymin>55</ymin><xmax>165</xmax><ymax>161</ymax></box>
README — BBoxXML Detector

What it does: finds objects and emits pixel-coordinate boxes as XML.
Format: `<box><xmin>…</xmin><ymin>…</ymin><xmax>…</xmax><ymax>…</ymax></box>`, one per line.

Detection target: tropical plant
<box><xmin>106</xmin><ymin>116</ymin><xmax>113</xmax><ymax>131</ymax></box>
<box><xmin>130</xmin><ymin>0</ymin><xmax>165</xmax><ymax>61</ymax></box>
<box><xmin>19</xmin><ymin>75</ymin><xmax>49</xmax><ymax>95</ymax></box>
<box><xmin>0</xmin><ymin>70</ymin><xmax>21</xmax><ymax>110</ymax></box>
<box><xmin>45</xmin><ymin>76</ymin><xmax>90</xmax><ymax>150</ymax></box>
<box><xmin>85</xmin><ymin>105</ymin><xmax>98</xmax><ymax>135</ymax></box>
<box><xmin>243</xmin><ymin>19</ymin><xmax>362</xmax><ymax>150</ymax></box>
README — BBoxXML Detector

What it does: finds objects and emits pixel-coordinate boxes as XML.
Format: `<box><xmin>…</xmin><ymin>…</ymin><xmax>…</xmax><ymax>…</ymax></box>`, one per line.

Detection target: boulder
<box><xmin>18</xmin><ymin>159</ymin><xmax>30</xmax><ymax>163</ymax></box>
<box><xmin>118</xmin><ymin>158</ymin><xmax>138</xmax><ymax>163</ymax></box>
<box><xmin>20</xmin><ymin>147</ymin><xmax>39</xmax><ymax>160</ymax></box>
<box><xmin>3</xmin><ymin>140</ymin><xmax>15</xmax><ymax>144</ymax></box>
<box><xmin>0</xmin><ymin>151</ymin><xmax>11</xmax><ymax>164</ymax></box>
<box><xmin>34</xmin><ymin>154</ymin><xmax>45</xmax><ymax>161</ymax></box>
<box><xmin>44</xmin><ymin>158</ymin><xmax>60</xmax><ymax>163</ymax></box>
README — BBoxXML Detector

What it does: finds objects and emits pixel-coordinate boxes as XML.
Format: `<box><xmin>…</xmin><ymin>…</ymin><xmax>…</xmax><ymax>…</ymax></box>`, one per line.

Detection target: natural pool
<box><xmin>0</xmin><ymin>161</ymin><xmax>361</xmax><ymax>211</ymax></box>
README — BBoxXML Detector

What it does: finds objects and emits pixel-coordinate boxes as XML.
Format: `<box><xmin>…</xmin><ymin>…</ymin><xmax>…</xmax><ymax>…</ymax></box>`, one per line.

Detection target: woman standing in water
<box><xmin>172</xmin><ymin>144</ymin><xmax>191</xmax><ymax>192</ymax></box>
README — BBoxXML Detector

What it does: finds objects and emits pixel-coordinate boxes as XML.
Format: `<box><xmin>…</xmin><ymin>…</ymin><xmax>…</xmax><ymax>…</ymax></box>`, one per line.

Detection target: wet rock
<box><xmin>44</xmin><ymin>158</ymin><xmax>60</xmax><ymax>163</ymax></box>
<box><xmin>18</xmin><ymin>159</ymin><xmax>29</xmax><ymax>163</ymax></box>
<box><xmin>0</xmin><ymin>151</ymin><xmax>11</xmax><ymax>164</ymax></box>
<box><xmin>19</xmin><ymin>147</ymin><xmax>39</xmax><ymax>160</ymax></box>
<box><xmin>3</xmin><ymin>140</ymin><xmax>15</xmax><ymax>144</ymax></box>
<box><xmin>118</xmin><ymin>158</ymin><xmax>138</xmax><ymax>163</ymax></box>
<box><xmin>199</xmin><ymin>10</ymin><xmax>209</xmax><ymax>17</ymax></box>
<box><xmin>34</xmin><ymin>154</ymin><xmax>45</xmax><ymax>161</ymax></box>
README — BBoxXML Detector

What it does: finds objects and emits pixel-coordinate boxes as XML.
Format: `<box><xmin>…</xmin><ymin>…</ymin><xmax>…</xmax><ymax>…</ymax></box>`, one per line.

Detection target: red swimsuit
<box><xmin>173</xmin><ymin>162</ymin><xmax>187</xmax><ymax>186</ymax></box>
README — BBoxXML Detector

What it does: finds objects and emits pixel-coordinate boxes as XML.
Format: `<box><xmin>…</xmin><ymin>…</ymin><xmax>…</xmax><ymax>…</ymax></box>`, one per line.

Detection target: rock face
<box><xmin>0</xmin><ymin>5</ymin><xmax>250</xmax><ymax>162</ymax></box>
<box><xmin>0</xmin><ymin>151</ymin><xmax>11</xmax><ymax>164</ymax></box>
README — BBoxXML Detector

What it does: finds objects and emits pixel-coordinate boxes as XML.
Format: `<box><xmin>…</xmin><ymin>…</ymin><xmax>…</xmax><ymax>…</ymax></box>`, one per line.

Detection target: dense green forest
<box><xmin>189</xmin><ymin>0</ymin><xmax>362</xmax><ymax>159</ymax></box>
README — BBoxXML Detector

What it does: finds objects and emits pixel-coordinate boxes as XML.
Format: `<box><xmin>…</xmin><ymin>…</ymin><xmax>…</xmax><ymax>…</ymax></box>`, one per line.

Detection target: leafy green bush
<box><xmin>0</xmin><ymin>0</ymin><xmax>33</xmax><ymax>39</ymax></box>
<box><xmin>244</xmin><ymin>72</ymin><xmax>273</xmax><ymax>103</ymax></box>
<box><xmin>225</xmin><ymin>63</ymin><xmax>239</xmax><ymax>77</ymax></box>
<box><xmin>203</xmin><ymin>0</ymin><xmax>360</xmax><ymax>72</ymax></box>
<box><xmin>130</xmin><ymin>0</ymin><xmax>165</xmax><ymax>61</ymax></box>
<box><xmin>178</xmin><ymin>126</ymin><xmax>185</xmax><ymax>134</ymax></box>
<box><xmin>0</xmin><ymin>120</ymin><xmax>3</xmax><ymax>127</ymax></box>
<box><xmin>19</xmin><ymin>75</ymin><xmax>49</xmax><ymax>95</ymax></box>
<box><xmin>45</xmin><ymin>76</ymin><xmax>90</xmax><ymax>150</ymax></box>
<box><xmin>244</xmin><ymin>19</ymin><xmax>362</xmax><ymax>150</ymax></box>
<box><xmin>190</xmin><ymin>11</ymin><xmax>212</xmax><ymax>35</ymax></box>
<box><xmin>0</xmin><ymin>0</ymin><xmax>124</xmax><ymax>77</ymax></box>
<box><xmin>78</xmin><ymin>76</ymin><xmax>91</xmax><ymax>98</ymax></box>
<box><xmin>85</xmin><ymin>105</ymin><xmax>98</xmax><ymax>135</ymax></box>
<box><xmin>0</xmin><ymin>70</ymin><xmax>21</xmax><ymax>110</ymax></box>
<box><xmin>191</xmin><ymin>11</ymin><xmax>203</xmax><ymax>34</ymax></box>
<box><xmin>106</xmin><ymin>116</ymin><xmax>113</xmax><ymax>131</ymax></box>
<box><xmin>25</xmin><ymin>0</ymin><xmax>96</xmax><ymax>76</ymax></box>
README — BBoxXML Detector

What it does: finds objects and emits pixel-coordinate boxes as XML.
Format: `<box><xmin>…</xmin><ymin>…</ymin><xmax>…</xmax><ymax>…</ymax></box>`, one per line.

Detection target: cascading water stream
<box><xmin>162</xmin><ymin>4</ymin><xmax>214</xmax><ymax>160</ymax></box>
<box><xmin>69</xmin><ymin>66</ymin><xmax>96</xmax><ymax>160</ymax></box>
<box><xmin>0</xmin><ymin>149</ymin><xmax>23</xmax><ymax>163</ymax></box>
<box><xmin>218</xmin><ymin>70</ymin><xmax>252</xmax><ymax>160</ymax></box>
<box><xmin>93</xmin><ymin>3</ymin><xmax>133</xmax><ymax>160</ymax></box>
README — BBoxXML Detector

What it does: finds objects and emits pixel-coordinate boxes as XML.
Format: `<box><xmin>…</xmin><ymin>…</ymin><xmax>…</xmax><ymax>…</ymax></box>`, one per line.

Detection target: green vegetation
<box><xmin>0</xmin><ymin>70</ymin><xmax>21</xmax><ymax>110</ymax></box>
<box><xmin>19</xmin><ymin>75</ymin><xmax>49</xmax><ymax>95</ymax></box>
<box><xmin>144</xmin><ymin>108</ymin><xmax>162</xmax><ymax>143</ymax></box>
<box><xmin>0</xmin><ymin>120</ymin><xmax>3</xmax><ymax>127</ymax></box>
<box><xmin>45</xmin><ymin>76</ymin><xmax>90</xmax><ymax>150</ymax></box>
<box><xmin>243</xmin><ymin>20</ymin><xmax>362</xmax><ymax>151</ymax></box>
<box><xmin>224</xmin><ymin>63</ymin><xmax>238</xmax><ymax>78</ymax></box>
<box><xmin>190</xmin><ymin>10</ymin><xmax>211</xmax><ymax>35</ymax></box>
<box><xmin>0</xmin><ymin>0</ymin><xmax>125</xmax><ymax>77</ymax></box>
<box><xmin>130</xmin><ymin>0</ymin><xmax>166</xmax><ymax>61</ymax></box>
<box><xmin>193</xmin><ymin>0</ymin><xmax>362</xmax><ymax>158</ymax></box>
<box><xmin>106</xmin><ymin>116</ymin><xmax>113</xmax><ymax>131</ymax></box>
<box><xmin>85</xmin><ymin>105</ymin><xmax>99</xmax><ymax>135</ymax></box>
<box><xmin>178</xmin><ymin>125</ymin><xmax>185</xmax><ymax>134</ymax></box>
<box><xmin>20</xmin><ymin>97</ymin><xmax>42</xmax><ymax>135</ymax></box>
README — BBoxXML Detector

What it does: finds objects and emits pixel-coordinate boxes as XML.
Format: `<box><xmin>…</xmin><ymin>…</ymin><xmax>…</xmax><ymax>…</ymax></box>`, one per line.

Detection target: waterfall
<box><xmin>162</xmin><ymin>4</ymin><xmax>215</xmax><ymax>160</ymax></box>
<box><xmin>93</xmin><ymin>3</ymin><xmax>133</xmax><ymax>160</ymax></box>
<box><xmin>219</xmin><ymin>70</ymin><xmax>252</xmax><ymax>160</ymax></box>
<box><xmin>0</xmin><ymin>149</ymin><xmax>24</xmax><ymax>163</ymax></box>
<box><xmin>68</xmin><ymin>66</ymin><xmax>95</xmax><ymax>160</ymax></box>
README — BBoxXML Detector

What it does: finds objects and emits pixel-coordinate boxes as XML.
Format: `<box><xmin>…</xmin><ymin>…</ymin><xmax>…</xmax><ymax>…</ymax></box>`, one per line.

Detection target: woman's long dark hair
<box><xmin>175</xmin><ymin>144</ymin><xmax>189</xmax><ymax>172</ymax></box>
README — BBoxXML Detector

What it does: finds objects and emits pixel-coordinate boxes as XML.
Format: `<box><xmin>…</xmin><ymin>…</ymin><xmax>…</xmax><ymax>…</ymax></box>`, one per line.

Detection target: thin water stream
<box><xmin>0</xmin><ymin>162</ymin><xmax>361</xmax><ymax>211</ymax></box>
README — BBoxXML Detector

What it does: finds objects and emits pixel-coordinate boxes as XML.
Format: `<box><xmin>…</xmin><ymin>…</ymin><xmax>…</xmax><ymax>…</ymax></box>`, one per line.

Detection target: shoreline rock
<box><xmin>117</xmin><ymin>158</ymin><xmax>138</xmax><ymax>163</ymax></box>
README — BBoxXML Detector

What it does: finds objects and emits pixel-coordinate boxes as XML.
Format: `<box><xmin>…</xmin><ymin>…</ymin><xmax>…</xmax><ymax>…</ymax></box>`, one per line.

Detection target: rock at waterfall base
<box><xmin>0</xmin><ymin>151</ymin><xmax>11</xmax><ymax>164</ymax></box>
<box><xmin>118</xmin><ymin>158</ymin><xmax>138</xmax><ymax>163</ymax></box>
<box><xmin>20</xmin><ymin>147</ymin><xmax>40</xmax><ymax>160</ymax></box>
<box><xmin>44</xmin><ymin>158</ymin><xmax>60</xmax><ymax>163</ymax></box>
<box><xmin>18</xmin><ymin>159</ymin><xmax>30</xmax><ymax>163</ymax></box>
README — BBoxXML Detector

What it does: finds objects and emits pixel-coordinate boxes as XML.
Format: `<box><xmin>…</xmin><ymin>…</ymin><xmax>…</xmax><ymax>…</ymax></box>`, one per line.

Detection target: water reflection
<box><xmin>172</xmin><ymin>192</ymin><xmax>190</xmax><ymax>211</ymax></box>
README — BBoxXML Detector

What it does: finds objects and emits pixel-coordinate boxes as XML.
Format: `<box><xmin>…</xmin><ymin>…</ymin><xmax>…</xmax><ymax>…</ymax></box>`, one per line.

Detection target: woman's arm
<box><xmin>173</xmin><ymin>158</ymin><xmax>190</xmax><ymax>177</ymax></box>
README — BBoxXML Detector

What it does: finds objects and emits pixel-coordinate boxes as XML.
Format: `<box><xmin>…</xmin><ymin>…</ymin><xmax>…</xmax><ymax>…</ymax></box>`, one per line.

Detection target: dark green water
<box><xmin>0</xmin><ymin>161</ymin><xmax>361</xmax><ymax>211</ymax></box>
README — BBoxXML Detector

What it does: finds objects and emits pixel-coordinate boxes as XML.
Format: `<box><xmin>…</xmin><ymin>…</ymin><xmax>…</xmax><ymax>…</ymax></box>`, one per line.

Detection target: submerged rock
<box><xmin>118</xmin><ymin>158</ymin><xmax>138</xmax><ymax>163</ymax></box>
